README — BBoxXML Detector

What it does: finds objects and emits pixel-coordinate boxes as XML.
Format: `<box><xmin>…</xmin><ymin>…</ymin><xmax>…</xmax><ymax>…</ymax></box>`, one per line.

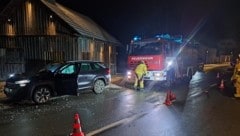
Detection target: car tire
<box><xmin>93</xmin><ymin>79</ymin><xmax>105</xmax><ymax>94</ymax></box>
<box><xmin>32</xmin><ymin>86</ymin><xmax>51</xmax><ymax>104</ymax></box>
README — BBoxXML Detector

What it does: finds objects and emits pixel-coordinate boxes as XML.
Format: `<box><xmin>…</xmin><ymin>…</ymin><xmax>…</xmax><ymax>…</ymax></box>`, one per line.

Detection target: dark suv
<box><xmin>4</xmin><ymin>60</ymin><xmax>111</xmax><ymax>104</ymax></box>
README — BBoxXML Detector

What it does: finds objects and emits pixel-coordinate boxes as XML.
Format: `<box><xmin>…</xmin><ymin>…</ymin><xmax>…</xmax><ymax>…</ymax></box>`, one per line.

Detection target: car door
<box><xmin>77</xmin><ymin>62</ymin><xmax>95</xmax><ymax>90</ymax></box>
<box><xmin>54</xmin><ymin>63</ymin><xmax>79</xmax><ymax>95</ymax></box>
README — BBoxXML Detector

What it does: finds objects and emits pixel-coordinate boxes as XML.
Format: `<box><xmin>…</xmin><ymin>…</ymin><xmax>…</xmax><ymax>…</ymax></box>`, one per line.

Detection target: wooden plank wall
<box><xmin>0</xmin><ymin>0</ymin><xmax>117</xmax><ymax>77</ymax></box>
<box><xmin>0</xmin><ymin>48</ymin><xmax>25</xmax><ymax>80</ymax></box>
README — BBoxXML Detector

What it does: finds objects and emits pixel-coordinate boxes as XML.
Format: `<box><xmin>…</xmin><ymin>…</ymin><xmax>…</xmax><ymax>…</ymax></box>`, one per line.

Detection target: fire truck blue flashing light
<box><xmin>133</xmin><ymin>36</ymin><xmax>141</xmax><ymax>41</ymax></box>
<box><xmin>155</xmin><ymin>34</ymin><xmax>170</xmax><ymax>39</ymax></box>
<box><xmin>155</xmin><ymin>34</ymin><xmax>182</xmax><ymax>44</ymax></box>
<box><xmin>174</xmin><ymin>38</ymin><xmax>182</xmax><ymax>43</ymax></box>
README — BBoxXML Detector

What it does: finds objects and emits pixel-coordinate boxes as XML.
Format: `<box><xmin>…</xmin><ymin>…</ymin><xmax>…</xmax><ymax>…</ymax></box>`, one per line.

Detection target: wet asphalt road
<box><xmin>1</xmin><ymin>65</ymin><xmax>240</xmax><ymax>136</ymax></box>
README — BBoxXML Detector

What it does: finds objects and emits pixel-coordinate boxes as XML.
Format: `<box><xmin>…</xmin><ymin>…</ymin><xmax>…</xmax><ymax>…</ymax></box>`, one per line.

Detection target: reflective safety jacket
<box><xmin>232</xmin><ymin>63</ymin><xmax>240</xmax><ymax>80</ymax></box>
<box><xmin>135</xmin><ymin>63</ymin><xmax>147</xmax><ymax>75</ymax></box>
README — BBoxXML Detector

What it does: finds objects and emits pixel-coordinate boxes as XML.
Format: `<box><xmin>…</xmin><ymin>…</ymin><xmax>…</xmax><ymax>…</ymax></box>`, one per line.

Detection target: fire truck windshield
<box><xmin>129</xmin><ymin>42</ymin><xmax>162</xmax><ymax>55</ymax></box>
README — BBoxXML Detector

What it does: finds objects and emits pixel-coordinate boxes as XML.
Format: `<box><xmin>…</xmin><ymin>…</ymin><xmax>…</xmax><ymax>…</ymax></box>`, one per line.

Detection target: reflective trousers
<box><xmin>134</xmin><ymin>72</ymin><xmax>144</xmax><ymax>89</ymax></box>
<box><xmin>235</xmin><ymin>78</ymin><xmax>240</xmax><ymax>97</ymax></box>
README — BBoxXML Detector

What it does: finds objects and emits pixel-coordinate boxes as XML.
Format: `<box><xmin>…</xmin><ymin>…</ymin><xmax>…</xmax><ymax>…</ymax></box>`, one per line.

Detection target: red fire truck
<box><xmin>126</xmin><ymin>34</ymin><xmax>199</xmax><ymax>87</ymax></box>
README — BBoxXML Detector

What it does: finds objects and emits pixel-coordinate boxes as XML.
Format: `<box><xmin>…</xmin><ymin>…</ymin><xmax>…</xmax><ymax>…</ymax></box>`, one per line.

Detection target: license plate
<box><xmin>144</xmin><ymin>77</ymin><xmax>150</xmax><ymax>79</ymax></box>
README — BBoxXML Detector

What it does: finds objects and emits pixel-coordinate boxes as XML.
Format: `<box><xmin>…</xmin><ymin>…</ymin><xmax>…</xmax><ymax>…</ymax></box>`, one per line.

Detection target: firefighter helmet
<box><xmin>140</xmin><ymin>60</ymin><xmax>145</xmax><ymax>64</ymax></box>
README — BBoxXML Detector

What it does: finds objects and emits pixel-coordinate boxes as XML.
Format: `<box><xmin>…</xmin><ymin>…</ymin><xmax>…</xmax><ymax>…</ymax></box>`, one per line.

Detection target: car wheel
<box><xmin>93</xmin><ymin>79</ymin><xmax>105</xmax><ymax>94</ymax></box>
<box><xmin>32</xmin><ymin>86</ymin><xmax>51</xmax><ymax>104</ymax></box>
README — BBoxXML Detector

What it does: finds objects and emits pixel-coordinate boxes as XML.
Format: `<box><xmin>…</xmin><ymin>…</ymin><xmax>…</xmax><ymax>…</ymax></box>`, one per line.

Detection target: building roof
<box><xmin>41</xmin><ymin>0</ymin><xmax>120</xmax><ymax>44</ymax></box>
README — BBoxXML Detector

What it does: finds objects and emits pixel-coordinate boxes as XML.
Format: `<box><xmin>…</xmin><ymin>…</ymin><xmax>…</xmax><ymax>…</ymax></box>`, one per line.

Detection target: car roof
<box><xmin>66</xmin><ymin>60</ymin><xmax>103</xmax><ymax>63</ymax></box>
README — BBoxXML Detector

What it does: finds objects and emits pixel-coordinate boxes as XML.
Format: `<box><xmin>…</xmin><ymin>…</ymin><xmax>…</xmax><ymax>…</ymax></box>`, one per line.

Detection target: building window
<box><xmin>79</xmin><ymin>38</ymin><xmax>90</xmax><ymax>60</ymax></box>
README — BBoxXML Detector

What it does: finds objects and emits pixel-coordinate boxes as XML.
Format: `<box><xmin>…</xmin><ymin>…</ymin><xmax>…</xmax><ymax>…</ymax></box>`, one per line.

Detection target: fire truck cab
<box><xmin>126</xmin><ymin>34</ymin><xmax>198</xmax><ymax>87</ymax></box>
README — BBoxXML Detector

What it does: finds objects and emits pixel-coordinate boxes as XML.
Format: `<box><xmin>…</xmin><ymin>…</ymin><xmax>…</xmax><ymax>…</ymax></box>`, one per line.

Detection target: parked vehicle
<box><xmin>4</xmin><ymin>60</ymin><xmax>111</xmax><ymax>104</ymax></box>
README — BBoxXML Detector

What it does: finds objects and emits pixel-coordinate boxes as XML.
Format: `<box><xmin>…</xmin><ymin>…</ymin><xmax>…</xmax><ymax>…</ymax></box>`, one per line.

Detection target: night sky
<box><xmin>56</xmin><ymin>0</ymin><xmax>240</xmax><ymax>46</ymax></box>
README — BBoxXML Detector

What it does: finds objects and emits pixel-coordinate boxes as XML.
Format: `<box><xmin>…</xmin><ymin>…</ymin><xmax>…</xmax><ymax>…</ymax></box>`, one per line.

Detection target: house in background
<box><xmin>194</xmin><ymin>44</ymin><xmax>217</xmax><ymax>64</ymax></box>
<box><xmin>217</xmin><ymin>38</ymin><xmax>239</xmax><ymax>63</ymax></box>
<box><xmin>187</xmin><ymin>40</ymin><xmax>220</xmax><ymax>64</ymax></box>
<box><xmin>0</xmin><ymin>0</ymin><xmax>121</xmax><ymax>79</ymax></box>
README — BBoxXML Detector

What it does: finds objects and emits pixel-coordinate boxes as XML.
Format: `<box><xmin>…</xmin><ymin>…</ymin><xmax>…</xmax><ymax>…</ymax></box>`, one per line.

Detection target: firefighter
<box><xmin>234</xmin><ymin>68</ymin><xmax>240</xmax><ymax>97</ymax></box>
<box><xmin>134</xmin><ymin>60</ymin><xmax>147</xmax><ymax>91</ymax></box>
<box><xmin>231</xmin><ymin>59</ymin><xmax>240</xmax><ymax>82</ymax></box>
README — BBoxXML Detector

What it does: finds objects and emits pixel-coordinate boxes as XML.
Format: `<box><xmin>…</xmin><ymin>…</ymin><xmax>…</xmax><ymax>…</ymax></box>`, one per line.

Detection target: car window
<box><xmin>59</xmin><ymin>64</ymin><xmax>76</xmax><ymax>74</ymax></box>
<box><xmin>80</xmin><ymin>63</ymin><xmax>91</xmax><ymax>71</ymax></box>
<box><xmin>97</xmin><ymin>62</ymin><xmax>106</xmax><ymax>68</ymax></box>
<box><xmin>92</xmin><ymin>63</ymin><xmax>103</xmax><ymax>70</ymax></box>
<box><xmin>39</xmin><ymin>63</ymin><xmax>62</xmax><ymax>73</ymax></box>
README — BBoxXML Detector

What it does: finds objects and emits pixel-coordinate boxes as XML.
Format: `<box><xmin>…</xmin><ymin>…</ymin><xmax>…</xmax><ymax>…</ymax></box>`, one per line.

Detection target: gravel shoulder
<box><xmin>0</xmin><ymin>81</ymin><xmax>6</xmax><ymax>99</ymax></box>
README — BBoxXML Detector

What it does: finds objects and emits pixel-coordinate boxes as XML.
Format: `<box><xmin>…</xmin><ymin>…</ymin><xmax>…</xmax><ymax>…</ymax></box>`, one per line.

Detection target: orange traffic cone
<box><xmin>219</xmin><ymin>79</ymin><xmax>224</xmax><ymax>89</ymax></box>
<box><xmin>216</xmin><ymin>72</ymin><xmax>220</xmax><ymax>79</ymax></box>
<box><xmin>164</xmin><ymin>91</ymin><xmax>172</xmax><ymax>106</ymax></box>
<box><xmin>169</xmin><ymin>90</ymin><xmax>176</xmax><ymax>101</ymax></box>
<box><xmin>70</xmin><ymin>113</ymin><xmax>85</xmax><ymax>136</ymax></box>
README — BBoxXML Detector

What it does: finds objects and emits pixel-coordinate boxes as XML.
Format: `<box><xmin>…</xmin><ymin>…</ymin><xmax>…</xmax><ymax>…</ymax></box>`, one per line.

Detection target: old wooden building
<box><xmin>0</xmin><ymin>0</ymin><xmax>120</xmax><ymax>79</ymax></box>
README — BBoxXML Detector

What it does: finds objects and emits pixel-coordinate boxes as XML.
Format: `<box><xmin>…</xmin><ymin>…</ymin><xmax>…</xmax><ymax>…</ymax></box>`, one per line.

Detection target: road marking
<box><xmin>86</xmin><ymin>112</ymin><xmax>147</xmax><ymax>136</ymax></box>
<box><xmin>210</xmin><ymin>83</ymin><xmax>217</xmax><ymax>87</ymax></box>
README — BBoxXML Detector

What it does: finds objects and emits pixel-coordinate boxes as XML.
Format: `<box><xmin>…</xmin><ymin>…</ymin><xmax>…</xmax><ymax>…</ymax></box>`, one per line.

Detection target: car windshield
<box><xmin>39</xmin><ymin>63</ymin><xmax>62</xmax><ymax>73</ymax></box>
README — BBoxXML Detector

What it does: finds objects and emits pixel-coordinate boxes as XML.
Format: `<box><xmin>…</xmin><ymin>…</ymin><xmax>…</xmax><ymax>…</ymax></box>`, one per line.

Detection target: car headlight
<box><xmin>9</xmin><ymin>73</ymin><xmax>15</xmax><ymax>78</ymax></box>
<box><xmin>15</xmin><ymin>79</ymin><xmax>30</xmax><ymax>87</ymax></box>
